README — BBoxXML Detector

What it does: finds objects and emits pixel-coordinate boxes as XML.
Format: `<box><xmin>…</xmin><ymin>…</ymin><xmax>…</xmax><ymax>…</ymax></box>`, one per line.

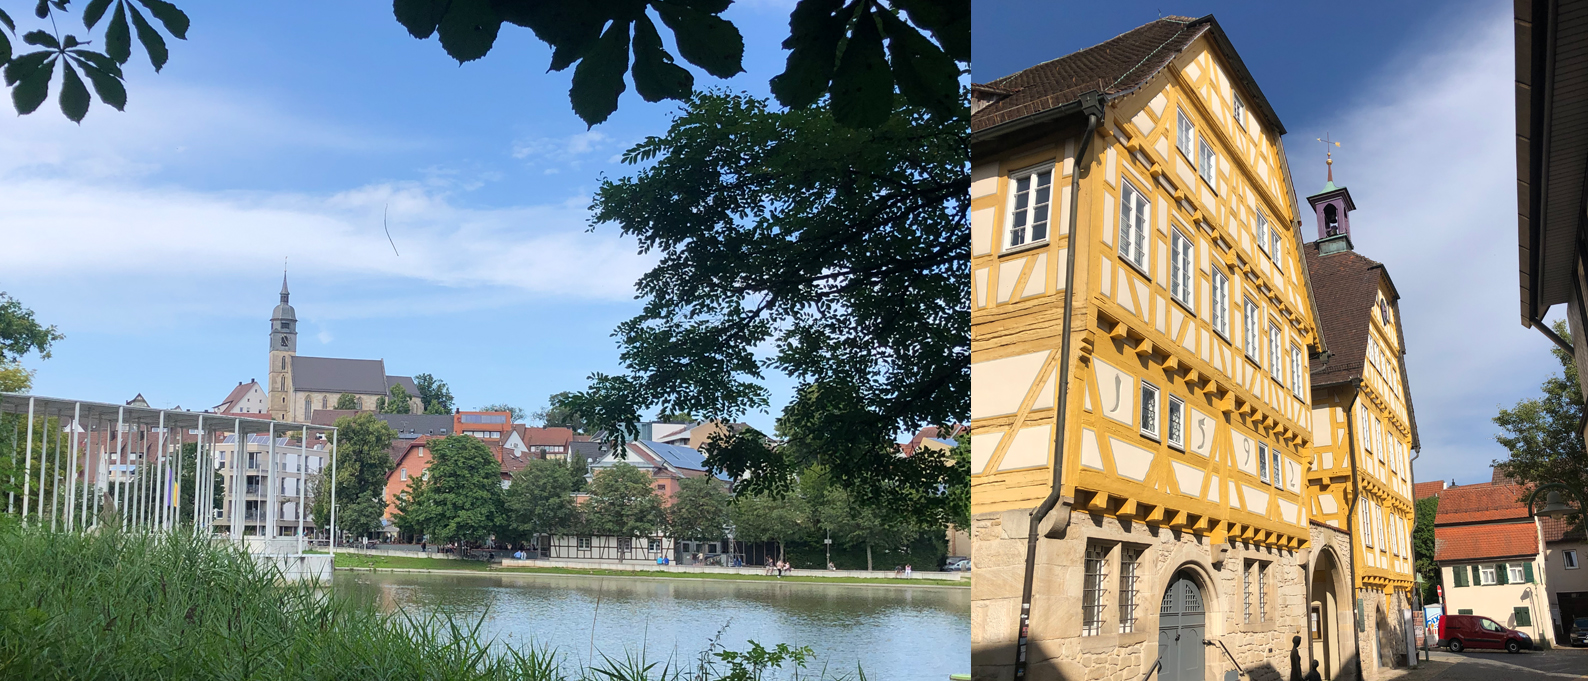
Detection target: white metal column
<box><xmin>21</xmin><ymin>396</ymin><xmax>33</xmax><ymax>522</ymax></box>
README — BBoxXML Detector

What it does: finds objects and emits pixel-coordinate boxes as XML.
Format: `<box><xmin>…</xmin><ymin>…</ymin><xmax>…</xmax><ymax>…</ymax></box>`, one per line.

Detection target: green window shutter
<box><xmin>1497</xmin><ymin>563</ymin><xmax>1509</xmax><ymax>585</ymax></box>
<box><xmin>1471</xmin><ymin>565</ymin><xmax>1482</xmax><ymax>585</ymax></box>
<box><xmin>1523</xmin><ymin>562</ymin><xmax>1535</xmax><ymax>583</ymax></box>
<box><xmin>1514</xmin><ymin>607</ymin><xmax>1532</xmax><ymax>627</ymax></box>
<box><xmin>1454</xmin><ymin>566</ymin><xmax>1468</xmax><ymax>587</ymax></box>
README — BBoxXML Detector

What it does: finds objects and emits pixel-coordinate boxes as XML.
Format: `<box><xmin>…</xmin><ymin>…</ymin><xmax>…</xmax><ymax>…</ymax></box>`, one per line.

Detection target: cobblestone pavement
<box><xmin>1378</xmin><ymin>648</ymin><xmax>1588</xmax><ymax>681</ymax></box>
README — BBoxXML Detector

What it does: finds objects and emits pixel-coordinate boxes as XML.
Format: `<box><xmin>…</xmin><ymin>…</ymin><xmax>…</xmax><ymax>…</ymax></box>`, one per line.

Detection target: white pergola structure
<box><xmin>1</xmin><ymin>392</ymin><xmax>338</xmax><ymax>554</ymax></box>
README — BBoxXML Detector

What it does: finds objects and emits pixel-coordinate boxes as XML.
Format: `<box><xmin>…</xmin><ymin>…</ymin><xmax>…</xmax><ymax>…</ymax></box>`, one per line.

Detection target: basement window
<box><xmin>1081</xmin><ymin>544</ymin><xmax>1108</xmax><ymax>636</ymax></box>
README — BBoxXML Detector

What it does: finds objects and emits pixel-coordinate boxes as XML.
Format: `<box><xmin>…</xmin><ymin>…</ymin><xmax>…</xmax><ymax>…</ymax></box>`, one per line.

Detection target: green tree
<box><xmin>333</xmin><ymin>393</ymin><xmax>359</xmax><ymax>410</ymax></box>
<box><xmin>1413</xmin><ymin>495</ymin><xmax>1439</xmax><ymax>604</ymax></box>
<box><xmin>555</xmin><ymin>92</ymin><xmax>966</xmax><ymax>523</ymax></box>
<box><xmin>668</xmin><ymin>474</ymin><xmax>730</xmax><ymax>546</ymax></box>
<box><xmin>414</xmin><ymin>373</ymin><xmax>455</xmax><ymax>415</ymax></box>
<box><xmin>730</xmin><ymin>489</ymin><xmax>810</xmax><ymax>562</ymax></box>
<box><xmin>390</xmin><ymin>473</ymin><xmax>429</xmax><ymax>541</ymax></box>
<box><xmin>477</xmin><ymin>403</ymin><xmax>525</xmax><ymax>423</ymax></box>
<box><xmin>567</xmin><ymin>451</ymin><xmax>589</xmax><ymax>492</ymax></box>
<box><xmin>308</xmin><ymin>412</ymin><xmax>395</xmax><ymax>540</ymax></box>
<box><xmin>0</xmin><ymin>292</ymin><xmax>63</xmax><ymax>362</ymax></box>
<box><xmin>584</xmin><ymin>462</ymin><xmax>664</xmax><ymax>538</ymax></box>
<box><xmin>0</xmin><ymin>292</ymin><xmax>61</xmax><ymax>502</ymax></box>
<box><xmin>0</xmin><ymin>362</ymin><xmax>30</xmax><ymax>392</ymax></box>
<box><xmin>531</xmin><ymin>392</ymin><xmax>587</xmax><ymax>433</ymax></box>
<box><xmin>819</xmin><ymin>483</ymin><xmax>919</xmax><ymax>571</ymax></box>
<box><xmin>1494</xmin><ymin>320</ymin><xmax>1586</xmax><ymax>529</ymax></box>
<box><xmin>503</xmin><ymin>458</ymin><xmax>578</xmax><ymax>544</ymax></box>
<box><xmin>391</xmin><ymin>0</ymin><xmax>966</xmax><ymax>128</ymax></box>
<box><xmin>0</xmin><ymin>0</ymin><xmax>188</xmax><ymax>121</ymax></box>
<box><xmin>401</xmin><ymin>435</ymin><xmax>505</xmax><ymax>545</ymax></box>
<box><xmin>656</xmin><ymin>411</ymin><xmax>695</xmax><ymax>423</ymax></box>
<box><xmin>377</xmin><ymin>384</ymin><xmax>414</xmax><ymax>414</ymax></box>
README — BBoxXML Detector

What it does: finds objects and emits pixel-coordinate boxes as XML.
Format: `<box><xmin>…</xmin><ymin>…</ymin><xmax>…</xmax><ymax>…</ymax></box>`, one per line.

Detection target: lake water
<box><xmin>335</xmin><ymin>570</ymin><xmax>969</xmax><ymax>680</ymax></box>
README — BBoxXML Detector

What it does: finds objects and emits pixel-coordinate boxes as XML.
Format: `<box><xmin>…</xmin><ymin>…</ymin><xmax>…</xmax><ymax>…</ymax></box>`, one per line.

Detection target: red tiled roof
<box><xmin>214</xmin><ymin>380</ymin><xmax>261</xmax><ymax>414</ymax></box>
<box><xmin>1413</xmin><ymin>480</ymin><xmax>1446</xmax><ymax>500</ymax></box>
<box><xmin>971</xmin><ymin>15</ymin><xmax>1284</xmax><ymax>136</ymax></box>
<box><xmin>1540</xmin><ymin>516</ymin><xmax>1585</xmax><ymax>543</ymax></box>
<box><xmin>521</xmin><ymin>426</ymin><xmax>574</xmax><ymax>447</ymax></box>
<box><xmin>1434</xmin><ymin>482</ymin><xmax>1531</xmax><ymax>525</ymax></box>
<box><xmin>1435</xmin><ymin>521</ymin><xmax>1539</xmax><ymax>562</ymax></box>
<box><xmin>1302</xmin><ymin>244</ymin><xmax>1385</xmax><ymax>388</ymax></box>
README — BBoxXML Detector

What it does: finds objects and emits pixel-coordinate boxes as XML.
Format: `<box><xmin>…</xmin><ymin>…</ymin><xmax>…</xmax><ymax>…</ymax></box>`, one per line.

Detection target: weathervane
<box><xmin>1316</xmin><ymin>134</ymin><xmax>1341</xmax><ymax>184</ymax></box>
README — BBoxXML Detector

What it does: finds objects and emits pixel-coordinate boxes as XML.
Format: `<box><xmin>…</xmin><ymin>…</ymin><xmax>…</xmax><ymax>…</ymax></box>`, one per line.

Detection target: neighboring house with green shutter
<box><xmin>1432</xmin><ymin>472</ymin><xmax>1552</xmax><ymax>646</ymax></box>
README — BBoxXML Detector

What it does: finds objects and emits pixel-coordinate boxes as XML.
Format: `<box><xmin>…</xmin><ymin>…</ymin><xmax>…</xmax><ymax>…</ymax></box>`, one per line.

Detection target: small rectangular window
<box><xmin>1271</xmin><ymin>449</ymin><xmax>1283</xmax><ymax>490</ymax></box>
<box><xmin>1118</xmin><ymin>181</ymin><xmax>1151</xmax><ymax>270</ymax></box>
<box><xmin>1270</xmin><ymin>226</ymin><xmax>1282</xmax><ymax>263</ymax></box>
<box><xmin>1242</xmin><ymin>560</ymin><xmax>1253</xmax><ymax>623</ymax></box>
<box><xmin>1256</xmin><ymin>213</ymin><xmax>1270</xmax><ymax>257</ymax></box>
<box><xmin>1566</xmin><ymin>550</ymin><xmax>1580</xmax><ymax>569</ymax></box>
<box><xmin>1140</xmin><ymin>382</ymin><xmax>1160</xmax><ymax>440</ymax></box>
<box><xmin>1211</xmin><ymin>268</ymin><xmax>1230</xmax><ymax>339</ymax></box>
<box><xmin>1082</xmin><ymin>544</ymin><xmax>1109</xmax><ymax>636</ymax></box>
<box><xmin>1170</xmin><ymin>227</ymin><xmax>1195</xmax><ymax>308</ymax></box>
<box><xmin>1006</xmin><ymin>166</ymin><xmax>1054</xmax><ymax>249</ymax></box>
<box><xmin>1232</xmin><ymin>92</ymin><xmax>1246</xmax><ymax>128</ymax></box>
<box><xmin>1177</xmin><ymin>109</ymin><xmax>1195</xmax><ymax>159</ymax></box>
<box><xmin>400</xmin><ymin>468</ymin><xmax>408</xmax><ymax>481</ymax></box>
<box><xmin>1244</xmin><ymin>299</ymin><xmax>1261</xmax><ymax>360</ymax></box>
<box><xmin>1258</xmin><ymin>443</ymin><xmax>1270</xmax><ymax>483</ymax></box>
<box><xmin>1508</xmin><ymin>564</ymin><xmax>1525</xmax><ymax>583</ymax></box>
<box><xmin>1258</xmin><ymin>562</ymin><xmax>1269</xmax><ymax>621</ymax></box>
<box><xmin>1119</xmin><ymin>547</ymin><xmax>1140</xmax><ymax>633</ymax></box>
<box><xmin>1290</xmin><ymin>344</ymin><xmax>1306</xmax><ymax>399</ymax></box>
<box><xmin>1198</xmin><ymin>139</ymin><xmax>1216</xmax><ymax>186</ymax></box>
<box><xmin>1480</xmin><ymin>565</ymin><xmax>1497</xmax><ymax>585</ymax></box>
<box><xmin>1269</xmin><ymin>323</ymin><xmax>1284</xmax><ymax>384</ymax></box>
<box><xmin>578</xmin><ymin>536</ymin><xmax>592</xmax><ymax>550</ymax></box>
<box><xmin>1167</xmin><ymin>397</ymin><xmax>1185</xmax><ymax>450</ymax></box>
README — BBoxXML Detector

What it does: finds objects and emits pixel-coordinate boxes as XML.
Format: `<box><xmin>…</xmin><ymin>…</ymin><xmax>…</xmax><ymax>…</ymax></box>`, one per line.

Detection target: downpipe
<box><xmin>1012</xmin><ymin>91</ymin><xmax>1104</xmax><ymax>680</ymax></box>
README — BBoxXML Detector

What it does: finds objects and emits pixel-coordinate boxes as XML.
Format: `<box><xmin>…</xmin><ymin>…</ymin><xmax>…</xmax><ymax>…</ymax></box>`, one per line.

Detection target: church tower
<box><xmin>268</xmin><ymin>273</ymin><xmax>297</xmax><ymax>421</ymax></box>
<box><xmin>1306</xmin><ymin>147</ymin><xmax>1357</xmax><ymax>255</ymax></box>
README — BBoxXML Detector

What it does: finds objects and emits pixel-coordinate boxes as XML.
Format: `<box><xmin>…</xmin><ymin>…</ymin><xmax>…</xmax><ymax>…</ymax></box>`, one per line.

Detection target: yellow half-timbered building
<box><xmin>969</xmin><ymin>15</ymin><xmax>1327</xmax><ymax>681</ymax></box>
<box><xmin>1302</xmin><ymin>172</ymin><xmax>1421</xmax><ymax>677</ymax></box>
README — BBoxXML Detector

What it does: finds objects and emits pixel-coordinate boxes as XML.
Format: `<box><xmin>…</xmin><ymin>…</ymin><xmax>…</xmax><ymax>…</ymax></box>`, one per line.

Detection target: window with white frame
<box><xmin>1256</xmin><ymin>212</ymin><xmax>1269</xmax><ymax>257</ymax></box>
<box><xmin>1258</xmin><ymin>443</ymin><xmax>1270</xmax><ymax>483</ymax></box>
<box><xmin>1565</xmin><ymin>550</ymin><xmax>1580</xmax><ymax>569</ymax></box>
<box><xmin>1211</xmin><ymin>268</ymin><xmax>1230</xmax><ymax>339</ymax></box>
<box><xmin>1177</xmin><ymin>109</ymin><xmax>1195</xmax><ymax>159</ymax></box>
<box><xmin>1167</xmin><ymin>397</ymin><xmax>1185</xmax><ymax>449</ymax></box>
<box><xmin>1006</xmin><ymin>166</ymin><xmax>1054</xmax><ymax>249</ymax></box>
<box><xmin>1268</xmin><ymin>323</ymin><xmax>1284</xmax><ymax>384</ymax></box>
<box><xmin>1271</xmin><ymin>448</ymin><xmax>1282</xmax><ymax>489</ymax></box>
<box><xmin>1290</xmin><ymin>344</ymin><xmax>1305</xmax><ymax>399</ymax></box>
<box><xmin>1119</xmin><ymin>547</ymin><xmax>1140</xmax><ymax>633</ymax></box>
<box><xmin>1480</xmin><ymin>564</ymin><xmax>1497</xmax><ymax>585</ymax></box>
<box><xmin>1140</xmin><ymin>382</ymin><xmax>1160</xmax><ymax>440</ymax></box>
<box><xmin>1360</xmin><ymin>499</ymin><xmax>1373</xmax><ymax>547</ymax></box>
<box><xmin>1198</xmin><ymin>139</ymin><xmax>1216</xmax><ymax>187</ymax></box>
<box><xmin>1118</xmin><ymin>180</ymin><xmax>1150</xmax><ymax>270</ymax></box>
<box><xmin>1508</xmin><ymin>564</ymin><xmax>1526</xmax><ymax>583</ymax></box>
<box><xmin>1170</xmin><ymin>227</ymin><xmax>1195</xmax><ymax>308</ymax></box>
<box><xmin>1232</xmin><ymin>92</ymin><xmax>1246</xmax><ymax>128</ymax></box>
<box><xmin>1269</xmin><ymin>224</ymin><xmax>1282</xmax><ymax>263</ymax></box>
<box><xmin>1082</xmin><ymin>544</ymin><xmax>1108</xmax><ymax>636</ymax></box>
<box><xmin>1244</xmin><ymin>299</ymin><xmax>1261</xmax><ymax>360</ymax></box>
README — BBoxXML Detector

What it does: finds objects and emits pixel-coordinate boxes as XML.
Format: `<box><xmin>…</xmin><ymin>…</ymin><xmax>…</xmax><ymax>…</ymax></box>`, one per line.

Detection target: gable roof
<box><xmin>1413</xmin><ymin>480</ymin><xmax>1446</xmax><ymax>501</ymax></box>
<box><xmin>635</xmin><ymin>440</ymin><xmax>732</xmax><ymax>481</ymax></box>
<box><xmin>215</xmin><ymin>381</ymin><xmax>263</xmax><ymax>414</ymax></box>
<box><xmin>1302</xmin><ymin>243</ymin><xmax>1385</xmax><ymax>388</ymax></box>
<box><xmin>387</xmin><ymin>375</ymin><xmax>420</xmax><ymax>400</ymax></box>
<box><xmin>1540</xmin><ymin>516</ymin><xmax>1586</xmax><ymax>544</ymax></box>
<box><xmin>290</xmin><ymin>356</ymin><xmax>389</xmax><ymax>394</ymax></box>
<box><xmin>1434</xmin><ymin>482</ymin><xmax>1531</xmax><ymax>526</ymax></box>
<box><xmin>971</xmin><ymin>15</ymin><xmax>1285</xmax><ymax>137</ymax></box>
<box><xmin>1435</xmin><ymin>521</ymin><xmax>1539</xmax><ymax>563</ymax></box>
<box><xmin>377</xmin><ymin>413</ymin><xmax>453</xmax><ymax>437</ymax></box>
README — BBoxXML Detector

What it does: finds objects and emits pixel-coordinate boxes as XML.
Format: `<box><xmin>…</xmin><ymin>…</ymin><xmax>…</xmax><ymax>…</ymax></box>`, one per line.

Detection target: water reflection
<box><xmin>336</xmin><ymin>571</ymin><xmax>969</xmax><ymax>680</ymax></box>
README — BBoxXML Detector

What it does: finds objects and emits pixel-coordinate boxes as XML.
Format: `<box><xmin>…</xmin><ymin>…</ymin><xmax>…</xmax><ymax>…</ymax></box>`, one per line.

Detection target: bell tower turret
<box><xmin>1306</xmin><ymin>146</ymin><xmax>1357</xmax><ymax>255</ymax></box>
<box><xmin>268</xmin><ymin>272</ymin><xmax>297</xmax><ymax>420</ymax></box>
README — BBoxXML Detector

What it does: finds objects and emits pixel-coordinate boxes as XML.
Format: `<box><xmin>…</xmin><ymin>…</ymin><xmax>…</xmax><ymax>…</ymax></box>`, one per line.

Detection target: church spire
<box><xmin>281</xmin><ymin>260</ymin><xmax>290</xmax><ymax>303</ymax></box>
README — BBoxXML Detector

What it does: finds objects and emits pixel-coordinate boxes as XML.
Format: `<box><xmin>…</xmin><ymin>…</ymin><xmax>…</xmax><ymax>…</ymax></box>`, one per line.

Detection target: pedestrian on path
<box><xmin>1289</xmin><ymin>635</ymin><xmax>1303</xmax><ymax>681</ymax></box>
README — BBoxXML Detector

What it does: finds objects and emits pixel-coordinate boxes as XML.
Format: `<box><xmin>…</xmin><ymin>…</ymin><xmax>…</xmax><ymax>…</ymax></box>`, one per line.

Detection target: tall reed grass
<box><xmin>0</xmin><ymin>524</ymin><xmax>860</xmax><ymax>680</ymax></box>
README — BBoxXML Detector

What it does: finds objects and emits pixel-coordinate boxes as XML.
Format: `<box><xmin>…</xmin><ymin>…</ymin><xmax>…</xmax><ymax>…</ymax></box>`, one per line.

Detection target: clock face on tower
<box><xmin>280</xmin><ymin>336</ymin><xmax>288</xmax><ymax>347</ymax></box>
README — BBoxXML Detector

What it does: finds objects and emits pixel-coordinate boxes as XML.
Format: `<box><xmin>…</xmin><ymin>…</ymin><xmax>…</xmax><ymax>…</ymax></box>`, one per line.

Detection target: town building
<box><xmin>1300</xmin><ymin>168</ymin><xmax>1421</xmax><ymax>675</ymax></box>
<box><xmin>214</xmin><ymin>380</ymin><xmax>269</xmax><ymax>416</ymax></box>
<box><xmin>586</xmin><ymin>440</ymin><xmax>730</xmax><ymax>504</ymax></box>
<box><xmin>1539</xmin><ymin>516</ymin><xmax>1586</xmax><ymax>646</ymax></box>
<box><xmin>1432</xmin><ymin>475</ymin><xmax>1552</xmax><ymax>646</ymax></box>
<box><xmin>968</xmin><ymin>15</ymin><xmax>1322</xmax><ymax>681</ymax></box>
<box><xmin>382</xmin><ymin>435</ymin><xmax>436</xmax><ymax>533</ymax></box>
<box><xmin>265</xmin><ymin>275</ymin><xmax>422</xmax><ymax>421</ymax></box>
<box><xmin>1512</xmin><ymin>0</ymin><xmax>1585</xmax><ymax>442</ymax></box>
<box><xmin>211</xmin><ymin>433</ymin><xmax>325</xmax><ymax>537</ymax></box>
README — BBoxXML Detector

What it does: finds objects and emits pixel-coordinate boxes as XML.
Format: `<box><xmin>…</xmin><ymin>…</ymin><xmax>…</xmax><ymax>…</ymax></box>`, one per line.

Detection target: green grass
<box><xmin>0</xmin><ymin>524</ymin><xmax>867</xmax><ymax>680</ymax></box>
<box><xmin>334</xmin><ymin>553</ymin><xmax>493</xmax><ymax>571</ymax></box>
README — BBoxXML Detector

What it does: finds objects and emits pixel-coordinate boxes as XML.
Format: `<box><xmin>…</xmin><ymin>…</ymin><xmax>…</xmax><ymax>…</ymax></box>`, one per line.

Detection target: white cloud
<box><xmin>511</xmin><ymin>130</ymin><xmax>615</xmax><ymax>162</ymax></box>
<box><xmin>1285</xmin><ymin>2</ymin><xmax>1564</xmax><ymax>485</ymax></box>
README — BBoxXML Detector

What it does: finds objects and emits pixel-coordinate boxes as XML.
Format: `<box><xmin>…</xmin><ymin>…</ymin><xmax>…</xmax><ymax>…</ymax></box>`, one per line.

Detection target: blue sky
<box><xmin>974</xmin><ymin>0</ymin><xmax>1569</xmax><ymax>486</ymax></box>
<box><xmin>1</xmin><ymin>1</ymin><xmax>801</xmax><ymax>430</ymax></box>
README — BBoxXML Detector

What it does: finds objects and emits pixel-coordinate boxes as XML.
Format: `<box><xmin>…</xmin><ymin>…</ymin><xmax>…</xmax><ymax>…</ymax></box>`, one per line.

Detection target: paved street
<box><xmin>1387</xmin><ymin>647</ymin><xmax>1587</xmax><ymax>681</ymax></box>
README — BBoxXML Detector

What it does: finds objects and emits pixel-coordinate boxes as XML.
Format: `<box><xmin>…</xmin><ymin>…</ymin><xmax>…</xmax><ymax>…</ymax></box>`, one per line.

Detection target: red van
<box><xmin>1437</xmin><ymin>614</ymin><xmax>1534</xmax><ymax>653</ymax></box>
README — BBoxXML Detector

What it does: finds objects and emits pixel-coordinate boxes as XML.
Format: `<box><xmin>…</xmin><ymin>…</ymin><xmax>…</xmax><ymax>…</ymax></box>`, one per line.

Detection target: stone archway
<box><xmin>1147</xmin><ymin>548</ymin><xmax>1226</xmax><ymax>681</ymax></box>
<box><xmin>1159</xmin><ymin>569</ymin><xmax>1208</xmax><ymax>681</ymax></box>
<box><xmin>1308</xmin><ymin>545</ymin><xmax>1354</xmax><ymax>680</ymax></box>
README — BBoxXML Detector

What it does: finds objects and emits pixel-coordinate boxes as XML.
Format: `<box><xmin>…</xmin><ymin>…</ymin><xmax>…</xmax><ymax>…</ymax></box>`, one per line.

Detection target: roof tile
<box><xmin>1434</xmin><ymin>521</ymin><xmax>1539</xmax><ymax>562</ymax></box>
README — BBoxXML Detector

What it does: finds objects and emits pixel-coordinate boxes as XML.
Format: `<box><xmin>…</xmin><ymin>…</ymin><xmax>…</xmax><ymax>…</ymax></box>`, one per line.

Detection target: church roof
<box><xmin>290</xmin><ymin>356</ymin><xmax>389</xmax><ymax>394</ymax></box>
<box><xmin>387</xmin><ymin>375</ymin><xmax>421</xmax><ymax>401</ymax></box>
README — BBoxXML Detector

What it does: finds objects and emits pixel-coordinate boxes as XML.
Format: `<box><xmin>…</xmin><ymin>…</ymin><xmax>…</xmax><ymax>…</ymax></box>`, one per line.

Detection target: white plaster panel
<box><xmin>970</xmin><ymin>432</ymin><xmax>1002</xmax><ymax>474</ymax></box>
<box><xmin>1207</xmin><ymin>476</ymin><xmax>1220</xmax><ymax>503</ymax></box>
<box><xmin>1170</xmin><ymin>307</ymin><xmax>1184</xmax><ymax>335</ymax></box>
<box><xmin>1149</xmin><ymin>92</ymin><xmax>1167</xmax><ymax>118</ymax></box>
<box><xmin>1021</xmin><ymin>252</ymin><xmax>1048</xmax><ymax>299</ymax></box>
<box><xmin>1157</xmin><ymin>196</ymin><xmax>1168</xmax><ymax>234</ymax></box>
<box><xmin>1155</xmin><ymin>135</ymin><xmax>1169</xmax><ymax>161</ymax></box>
<box><xmin>1200</xmin><ymin>329</ymin><xmax>1210</xmax><ymax>363</ymax></box>
<box><xmin>1107</xmin><ymin>436</ymin><xmax>1154</xmax><ymax>481</ymax></box>
<box><xmin>1170</xmin><ymin>460</ymin><xmax>1204</xmax><ymax>497</ymax></box>
<box><xmin>1057</xmin><ymin>184</ymin><xmax>1071</xmax><ymax>235</ymax></box>
<box><xmin>974</xmin><ymin>267</ymin><xmax>988</xmax><ymax>309</ymax></box>
<box><xmin>1104</xmin><ymin>142</ymin><xmax>1117</xmax><ymax>187</ymax></box>
<box><xmin>1186</xmin><ymin>407</ymin><xmax>1215</xmax><ymax>457</ymax></box>
<box><xmin>1100</xmin><ymin>256</ymin><xmax>1113</xmax><ymax>297</ymax></box>
<box><xmin>1116</xmin><ymin>269</ymin><xmax>1135</xmax><ymax>314</ymax></box>
<box><xmin>1133</xmin><ymin>279</ymin><xmax>1150</xmax><ymax>318</ymax></box>
<box><xmin>1031</xmin><ymin>367</ymin><xmax>1056</xmax><ymax>411</ymax></box>
<box><xmin>1229</xmin><ymin>481</ymin><xmax>1241</xmax><ymax>508</ymax></box>
<box><xmin>1054</xmin><ymin>248</ymin><xmax>1068</xmax><ymax>286</ymax></box>
<box><xmin>969</xmin><ymin>350</ymin><xmax>1048</xmax><ymax>419</ymax></box>
<box><xmin>1092</xmin><ymin>358</ymin><xmax>1135</xmax><ymax>427</ymax></box>
<box><xmin>1155</xmin><ymin>240</ymin><xmax>1168</xmax><ymax>286</ymax></box>
<box><xmin>1184</xmin><ymin>61</ymin><xmax>1201</xmax><ymax>82</ymax></box>
<box><xmin>971</xmin><ymin>207</ymin><xmax>994</xmax><ymax>256</ymax></box>
<box><xmin>1233</xmin><ymin>431</ymin><xmax>1257</xmax><ymax>476</ymax></box>
<box><xmin>970</xmin><ymin>163</ymin><xmax>998</xmax><ymax>198</ymax></box>
<box><xmin>998</xmin><ymin>424</ymin><xmax>1053</xmax><ymax>471</ymax></box>
<box><xmin>1132</xmin><ymin>110</ymin><xmax>1154</xmax><ymax>137</ymax></box>
<box><xmin>1156</xmin><ymin>296</ymin><xmax>1167</xmax><ymax>334</ymax></box>
<box><xmin>1286</xmin><ymin>459</ymin><xmax>1301</xmax><ymax>494</ymax></box>
<box><xmin>1080</xmin><ymin>427</ymin><xmax>1104</xmax><ymax>470</ymax></box>
<box><xmin>1101</xmin><ymin>191</ymin><xmax>1116</xmax><ymax>246</ymax></box>
<box><xmin>996</xmin><ymin>257</ymin><xmax>1024</xmax><ymax>304</ymax></box>
<box><xmin>1175</xmin><ymin>154</ymin><xmax>1195</xmax><ymax>190</ymax></box>
<box><xmin>1241</xmin><ymin>484</ymin><xmax>1270</xmax><ymax>515</ymax></box>
<box><xmin>1062</xmin><ymin>138</ymin><xmax>1075</xmax><ymax>177</ymax></box>
<box><xmin>1277</xmin><ymin>498</ymin><xmax>1299</xmax><ymax>526</ymax></box>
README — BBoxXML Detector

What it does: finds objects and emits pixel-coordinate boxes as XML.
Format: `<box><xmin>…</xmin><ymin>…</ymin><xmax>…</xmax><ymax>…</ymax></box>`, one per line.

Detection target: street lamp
<box><xmin>1525</xmin><ymin>483</ymin><xmax>1583</xmax><ymax>520</ymax></box>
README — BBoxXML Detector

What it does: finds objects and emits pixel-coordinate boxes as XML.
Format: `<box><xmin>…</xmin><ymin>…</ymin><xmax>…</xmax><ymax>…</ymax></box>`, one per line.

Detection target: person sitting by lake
<box><xmin>904</xmin><ymin>564</ymin><xmax>912</xmax><ymax>578</ymax></box>
<box><xmin>765</xmin><ymin>558</ymin><xmax>775</xmax><ymax>576</ymax></box>
<box><xmin>827</xmin><ymin>561</ymin><xmax>836</xmax><ymax>571</ymax></box>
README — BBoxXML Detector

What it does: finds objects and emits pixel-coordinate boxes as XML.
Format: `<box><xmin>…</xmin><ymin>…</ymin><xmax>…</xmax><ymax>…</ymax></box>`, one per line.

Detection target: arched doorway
<box><xmin>1158</xmin><ymin>570</ymin><xmax>1206</xmax><ymax>681</ymax></box>
<box><xmin>1310</xmin><ymin>548</ymin><xmax>1348</xmax><ymax>680</ymax></box>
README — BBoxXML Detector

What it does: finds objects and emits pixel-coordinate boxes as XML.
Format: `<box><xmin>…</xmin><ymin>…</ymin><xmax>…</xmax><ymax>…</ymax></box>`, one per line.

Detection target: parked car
<box><xmin>1437</xmin><ymin>614</ymin><xmax>1534</xmax><ymax>653</ymax></box>
<box><xmin>944</xmin><ymin>556</ymin><xmax>970</xmax><ymax>571</ymax></box>
<box><xmin>1570</xmin><ymin>617</ymin><xmax>1586</xmax><ymax>647</ymax></box>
